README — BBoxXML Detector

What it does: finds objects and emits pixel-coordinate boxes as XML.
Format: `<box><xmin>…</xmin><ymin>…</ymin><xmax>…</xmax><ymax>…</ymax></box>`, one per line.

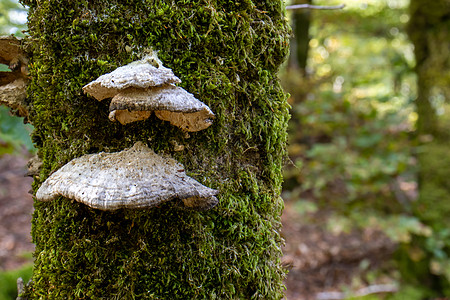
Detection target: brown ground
<box><xmin>0</xmin><ymin>154</ymin><xmax>397</xmax><ymax>299</ymax></box>
<box><xmin>281</xmin><ymin>202</ymin><xmax>397</xmax><ymax>300</ymax></box>
<box><xmin>0</xmin><ymin>154</ymin><xmax>34</xmax><ymax>270</ymax></box>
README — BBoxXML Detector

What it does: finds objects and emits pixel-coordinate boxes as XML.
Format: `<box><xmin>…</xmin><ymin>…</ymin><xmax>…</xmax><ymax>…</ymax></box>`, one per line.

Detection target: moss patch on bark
<box><xmin>21</xmin><ymin>0</ymin><xmax>290</xmax><ymax>298</ymax></box>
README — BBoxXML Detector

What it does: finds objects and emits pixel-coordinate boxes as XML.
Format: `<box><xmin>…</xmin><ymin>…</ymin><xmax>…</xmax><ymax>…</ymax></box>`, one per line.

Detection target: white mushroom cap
<box><xmin>36</xmin><ymin>142</ymin><xmax>219</xmax><ymax>211</ymax></box>
<box><xmin>82</xmin><ymin>55</ymin><xmax>181</xmax><ymax>101</ymax></box>
<box><xmin>108</xmin><ymin>85</ymin><xmax>214</xmax><ymax>131</ymax></box>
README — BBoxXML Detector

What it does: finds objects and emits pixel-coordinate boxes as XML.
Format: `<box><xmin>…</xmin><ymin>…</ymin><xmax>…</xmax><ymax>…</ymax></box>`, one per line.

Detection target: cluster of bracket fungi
<box><xmin>82</xmin><ymin>53</ymin><xmax>215</xmax><ymax>132</ymax></box>
<box><xmin>0</xmin><ymin>42</ymin><xmax>218</xmax><ymax>211</ymax></box>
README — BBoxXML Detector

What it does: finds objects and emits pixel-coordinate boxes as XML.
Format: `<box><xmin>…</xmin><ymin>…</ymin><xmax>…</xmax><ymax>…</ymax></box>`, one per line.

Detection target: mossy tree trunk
<box><xmin>21</xmin><ymin>1</ymin><xmax>290</xmax><ymax>298</ymax></box>
<box><xmin>403</xmin><ymin>0</ymin><xmax>450</xmax><ymax>294</ymax></box>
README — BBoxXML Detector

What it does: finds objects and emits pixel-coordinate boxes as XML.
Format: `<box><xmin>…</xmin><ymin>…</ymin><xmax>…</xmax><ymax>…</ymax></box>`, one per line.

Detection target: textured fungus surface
<box><xmin>22</xmin><ymin>0</ymin><xmax>290</xmax><ymax>298</ymax></box>
<box><xmin>109</xmin><ymin>85</ymin><xmax>214</xmax><ymax>130</ymax></box>
<box><xmin>82</xmin><ymin>55</ymin><xmax>181</xmax><ymax>101</ymax></box>
<box><xmin>36</xmin><ymin>142</ymin><xmax>218</xmax><ymax>210</ymax></box>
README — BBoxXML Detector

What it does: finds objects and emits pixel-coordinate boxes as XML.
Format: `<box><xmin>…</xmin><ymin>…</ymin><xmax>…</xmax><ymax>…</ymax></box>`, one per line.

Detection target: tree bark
<box><xmin>408</xmin><ymin>0</ymin><xmax>450</xmax><ymax>230</ymax></box>
<box><xmin>405</xmin><ymin>0</ymin><xmax>450</xmax><ymax>294</ymax></box>
<box><xmin>287</xmin><ymin>0</ymin><xmax>311</xmax><ymax>74</ymax></box>
<box><xmin>21</xmin><ymin>1</ymin><xmax>290</xmax><ymax>298</ymax></box>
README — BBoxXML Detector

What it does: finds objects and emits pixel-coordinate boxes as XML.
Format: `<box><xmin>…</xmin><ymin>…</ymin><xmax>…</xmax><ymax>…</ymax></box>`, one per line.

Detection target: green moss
<box><xmin>0</xmin><ymin>264</ymin><xmax>33</xmax><ymax>300</ymax></box>
<box><xmin>20</xmin><ymin>0</ymin><xmax>290</xmax><ymax>298</ymax></box>
<box><xmin>415</xmin><ymin>140</ymin><xmax>450</xmax><ymax>229</ymax></box>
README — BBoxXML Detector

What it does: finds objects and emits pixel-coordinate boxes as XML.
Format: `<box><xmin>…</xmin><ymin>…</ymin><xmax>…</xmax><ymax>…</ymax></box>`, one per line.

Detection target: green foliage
<box><xmin>386</xmin><ymin>284</ymin><xmax>431</xmax><ymax>300</ymax></box>
<box><xmin>0</xmin><ymin>0</ymin><xmax>27</xmax><ymax>36</ymax></box>
<box><xmin>283</xmin><ymin>0</ymin><xmax>415</xmax><ymax>212</ymax></box>
<box><xmin>283</xmin><ymin>0</ymin><xmax>450</xmax><ymax>296</ymax></box>
<box><xmin>0</xmin><ymin>64</ymin><xmax>10</xmax><ymax>72</ymax></box>
<box><xmin>0</xmin><ymin>264</ymin><xmax>32</xmax><ymax>300</ymax></box>
<box><xmin>347</xmin><ymin>296</ymin><xmax>383</xmax><ymax>300</ymax></box>
<box><xmin>0</xmin><ymin>107</ymin><xmax>34</xmax><ymax>155</ymax></box>
<box><xmin>325</xmin><ymin>211</ymin><xmax>431</xmax><ymax>243</ymax></box>
<box><xmin>282</xmin><ymin>0</ymin><xmax>450</xmax><ymax>297</ymax></box>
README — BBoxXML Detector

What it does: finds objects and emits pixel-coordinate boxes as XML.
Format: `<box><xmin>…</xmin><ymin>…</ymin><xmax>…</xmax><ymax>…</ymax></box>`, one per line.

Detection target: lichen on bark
<box><xmin>20</xmin><ymin>0</ymin><xmax>290</xmax><ymax>298</ymax></box>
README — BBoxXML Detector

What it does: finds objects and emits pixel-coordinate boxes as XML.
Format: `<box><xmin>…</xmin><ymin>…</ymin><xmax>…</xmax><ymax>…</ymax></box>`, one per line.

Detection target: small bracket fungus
<box><xmin>0</xmin><ymin>36</ymin><xmax>29</xmax><ymax>117</ymax></box>
<box><xmin>36</xmin><ymin>142</ymin><xmax>219</xmax><ymax>211</ymax></box>
<box><xmin>83</xmin><ymin>52</ymin><xmax>214</xmax><ymax>131</ymax></box>
<box><xmin>82</xmin><ymin>55</ymin><xmax>181</xmax><ymax>100</ymax></box>
<box><xmin>109</xmin><ymin>85</ymin><xmax>214</xmax><ymax>131</ymax></box>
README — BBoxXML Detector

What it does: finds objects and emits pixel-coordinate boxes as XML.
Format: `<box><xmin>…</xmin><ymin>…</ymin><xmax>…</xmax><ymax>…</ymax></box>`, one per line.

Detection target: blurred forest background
<box><xmin>0</xmin><ymin>0</ymin><xmax>449</xmax><ymax>299</ymax></box>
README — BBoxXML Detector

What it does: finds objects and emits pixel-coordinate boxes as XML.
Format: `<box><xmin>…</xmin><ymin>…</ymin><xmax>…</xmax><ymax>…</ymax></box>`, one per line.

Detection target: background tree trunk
<box><xmin>21</xmin><ymin>1</ymin><xmax>290</xmax><ymax>298</ymax></box>
<box><xmin>404</xmin><ymin>0</ymin><xmax>450</xmax><ymax>294</ymax></box>
<box><xmin>287</xmin><ymin>0</ymin><xmax>312</xmax><ymax>75</ymax></box>
<box><xmin>408</xmin><ymin>0</ymin><xmax>450</xmax><ymax>233</ymax></box>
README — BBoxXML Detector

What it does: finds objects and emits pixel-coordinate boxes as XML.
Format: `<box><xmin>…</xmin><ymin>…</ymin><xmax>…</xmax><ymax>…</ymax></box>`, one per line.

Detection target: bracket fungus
<box><xmin>82</xmin><ymin>55</ymin><xmax>181</xmax><ymax>100</ymax></box>
<box><xmin>0</xmin><ymin>36</ymin><xmax>29</xmax><ymax>117</ymax></box>
<box><xmin>83</xmin><ymin>53</ymin><xmax>214</xmax><ymax>131</ymax></box>
<box><xmin>36</xmin><ymin>142</ymin><xmax>219</xmax><ymax>211</ymax></box>
<box><xmin>109</xmin><ymin>85</ymin><xmax>214</xmax><ymax>131</ymax></box>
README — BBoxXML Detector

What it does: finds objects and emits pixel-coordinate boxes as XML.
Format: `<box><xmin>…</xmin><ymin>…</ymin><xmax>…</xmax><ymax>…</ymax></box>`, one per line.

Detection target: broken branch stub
<box><xmin>82</xmin><ymin>55</ymin><xmax>181</xmax><ymax>101</ymax></box>
<box><xmin>0</xmin><ymin>36</ymin><xmax>23</xmax><ymax>66</ymax></box>
<box><xmin>35</xmin><ymin>142</ymin><xmax>219</xmax><ymax>211</ymax></box>
<box><xmin>109</xmin><ymin>85</ymin><xmax>214</xmax><ymax>131</ymax></box>
<box><xmin>27</xmin><ymin>154</ymin><xmax>43</xmax><ymax>177</ymax></box>
<box><xmin>0</xmin><ymin>78</ymin><xmax>28</xmax><ymax>116</ymax></box>
<box><xmin>0</xmin><ymin>36</ymin><xmax>29</xmax><ymax>117</ymax></box>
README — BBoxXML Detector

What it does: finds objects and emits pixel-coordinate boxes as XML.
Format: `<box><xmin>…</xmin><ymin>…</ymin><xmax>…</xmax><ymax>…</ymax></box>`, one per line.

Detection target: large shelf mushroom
<box><xmin>36</xmin><ymin>142</ymin><xmax>219</xmax><ymax>211</ymax></box>
<box><xmin>83</xmin><ymin>53</ymin><xmax>214</xmax><ymax>132</ymax></box>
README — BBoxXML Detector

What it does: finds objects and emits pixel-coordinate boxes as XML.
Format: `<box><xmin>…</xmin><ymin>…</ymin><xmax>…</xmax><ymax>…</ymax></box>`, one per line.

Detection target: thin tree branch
<box><xmin>316</xmin><ymin>284</ymin><xmax>398</xmax><ymax>300</ymax></box>
<box><xmin>355</xmin><ymin>284</ymin><xmax>398</xmax><ymax>297</ymax></box>
<box><xmin>286</xmin><ymin>4</ymin><xmax>345</xmax><ymax>10</ymax></box>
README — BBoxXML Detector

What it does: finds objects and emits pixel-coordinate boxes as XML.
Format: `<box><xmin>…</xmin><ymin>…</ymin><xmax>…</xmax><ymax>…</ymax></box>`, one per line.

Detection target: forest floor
<box><xmin>281</xmin><ymin>202</ymin><xmax>398</xmax><ymax>300</ymax></box>
<box><xmin>0</xmin><ymin>154</ymin><xmax>398</xmax><ymax>300</ymax></box>
<box><xmin>0</xmin><ymin>154</ymin><xmax>34</xmax><ymax>271</ymax></box>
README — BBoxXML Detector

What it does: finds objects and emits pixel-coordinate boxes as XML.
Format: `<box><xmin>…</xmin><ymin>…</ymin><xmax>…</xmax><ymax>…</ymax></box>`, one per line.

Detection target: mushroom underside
<box><xmin>107</xmin><ymin>85</ymin><xmax>214</xmax><ymax>130</ymax></box>
<box><xmin>37</xmin><ymin>176</ymin><xmax>218</xmax><ymax>211</ymax></box>
<box><xmin>109</xmin><ymin>109</ymin><xmax>213</xmax><ymax>131</ymax></box>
